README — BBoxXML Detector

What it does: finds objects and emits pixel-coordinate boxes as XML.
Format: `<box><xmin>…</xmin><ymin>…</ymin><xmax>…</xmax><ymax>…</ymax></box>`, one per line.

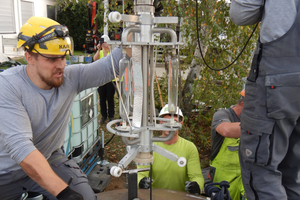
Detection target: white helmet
<box><xmin>159</xmin><ymin>104</ymin><xmax>184</xmax><ymax>121</ymax></box>
<box><xmin>101</xmin><ymin>35</ymin><xmax>110</xmax><ymax>42</ymax></box>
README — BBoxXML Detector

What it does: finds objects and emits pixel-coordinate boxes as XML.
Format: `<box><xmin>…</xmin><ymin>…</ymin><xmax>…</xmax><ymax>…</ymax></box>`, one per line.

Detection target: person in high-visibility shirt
<box><xmin>94</xmin><ymin>35</ymin><xmax>116</xmax><ymax>123</ymax></box>
<box><xmin>210</xmin><ymin>89</ymin><xmax>245</xmax><ymax>200</ymax></box>
<box><xmin>137</xmin><ymin>104</ymin><xmax>205</xmax><ymax>195</ymax></box>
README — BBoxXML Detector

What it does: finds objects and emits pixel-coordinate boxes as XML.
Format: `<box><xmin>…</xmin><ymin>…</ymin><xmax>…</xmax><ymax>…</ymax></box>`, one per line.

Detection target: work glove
<box><xmin>139</xmin><ymin>177</ymin><xmax>152</xmax><ymax>189</ymax></box>
<box><xmin>185</xmin><ymin>181</ymin><xmax>200</xmax><ymax>195</ymax></box>
<box><xmin>56</xmin><ymin>186</ymin><xmax>83</xmax><ymax>200</ymax></box>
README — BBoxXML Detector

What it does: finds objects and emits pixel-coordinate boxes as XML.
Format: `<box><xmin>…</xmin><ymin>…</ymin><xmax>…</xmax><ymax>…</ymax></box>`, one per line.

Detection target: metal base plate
<box><xmin>96</xmin><ymin>188</ymin><xmax>208</xmax><ymax>200</ymax></box>
<box><xmin>87</xmin><ymin>163</ymin><xmax>113</xmax><ymax>193</ymax></box>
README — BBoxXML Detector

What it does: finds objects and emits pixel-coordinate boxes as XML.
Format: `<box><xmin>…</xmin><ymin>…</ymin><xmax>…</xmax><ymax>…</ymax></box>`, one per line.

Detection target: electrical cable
<box><xmin>104</xmin><ymin>134</ymin><xmax>115</xmax><ymax>147</ymax></box>
<box><xmin>150</xmin><ymin>163</ymin><xmax>152</xmax><ymax>200</ymax></box>
<box><xmin>195</xmin><ymin>0</ymin><xmax>259</xmax><ymax>71</ymax></box>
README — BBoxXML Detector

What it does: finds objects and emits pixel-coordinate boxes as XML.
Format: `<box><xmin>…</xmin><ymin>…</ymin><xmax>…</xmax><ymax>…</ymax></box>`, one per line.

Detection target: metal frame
<box><xmin>107</xmin><ymin>0</ymin><xmax>185</xmax><ymax>178</ymax></box>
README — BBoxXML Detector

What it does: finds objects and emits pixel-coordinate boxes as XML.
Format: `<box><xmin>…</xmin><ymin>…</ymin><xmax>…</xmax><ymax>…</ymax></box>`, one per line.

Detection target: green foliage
<box><xmin>56</xmin><ymin>2</ymin><xmax>89</xmax><ymax>51</ymax></box>
<box><xmin>56</xmin><ymin>0</ymin><xmax>106</xmax><ymax>51</ymax></box>
<box><xmin>106</xmin><ymin>0</ymin><xmax>134</xmax><ymax>39</ymax></box>
<box><xmin>56</xmin><ymin>0</ymin><xmax>134</xmax><ymax>44</ymax></box>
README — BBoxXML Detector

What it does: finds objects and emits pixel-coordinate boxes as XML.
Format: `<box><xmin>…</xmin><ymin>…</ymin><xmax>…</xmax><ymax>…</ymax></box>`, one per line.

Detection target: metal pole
<box><xmin>104</xmin><ymin>0</ymin><xmax>109</xmax><ymax>36</ymax></box>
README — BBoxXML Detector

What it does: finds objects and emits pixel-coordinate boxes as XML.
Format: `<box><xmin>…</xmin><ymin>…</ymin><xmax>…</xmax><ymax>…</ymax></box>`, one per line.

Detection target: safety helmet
<box><xmin>159</xmin><ymin>104</ymin><xmax>184</xmax><ymax>122</ymax></box>
<box><xmin>101</xmin><ymin>35</ymin><xmax>110</xmax><ymax>42</ymax></box>
<box><xmin>17</xmin><ymin>16</ymin><xmax>74</xmax><ymax>56</ymax></box>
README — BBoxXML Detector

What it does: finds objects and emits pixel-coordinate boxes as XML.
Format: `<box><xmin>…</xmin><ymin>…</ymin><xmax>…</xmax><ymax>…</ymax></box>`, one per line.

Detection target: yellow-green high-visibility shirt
<box><xmin>137</xmin><ymin>136</ymin><xmax>204</xmax><ymax>192</ymax></box>
<box><xmin>99</xmin><ymin>50</ymin><xmax>110</xmax><ymax>59</ymax></box>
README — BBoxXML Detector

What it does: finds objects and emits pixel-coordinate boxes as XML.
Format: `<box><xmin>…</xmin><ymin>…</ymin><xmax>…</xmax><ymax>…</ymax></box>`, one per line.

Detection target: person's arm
<box><xmin>230</xmin><ymin>0</ymin><xmax>264</xmax><ymax>25</ymax></box>
<box><xmin>0</xmin><ymin>78</ymin><xmax>81</xmax><ymax>199</ymax></box>
<box><xmin>211</xmin><ymin>109</ymin><xmax>241</xmax><ymax>138</ymax></box>
<box><xmin>187</xmin><ymin>143</ymin><xmax>205</xmax><ymax>192</ymax></box>
<box><xmin>216</xmin><ymin>122</ymin><xmax>241</xmax><ymax>138</ymax></box>
<box><xmin>20</xmin><ymin>149</ymin><xmax>68</xmax><ymax>196</ymax></box>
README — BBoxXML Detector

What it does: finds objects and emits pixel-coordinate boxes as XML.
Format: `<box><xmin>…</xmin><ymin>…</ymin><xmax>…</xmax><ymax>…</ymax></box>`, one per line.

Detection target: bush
<box><xmin>57</xmin><ymin>2</ymin><xmax>103</xmax><ymax>51</ymax></box>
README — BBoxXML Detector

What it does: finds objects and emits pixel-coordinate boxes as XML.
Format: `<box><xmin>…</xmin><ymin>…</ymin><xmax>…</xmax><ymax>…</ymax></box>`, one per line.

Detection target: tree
<box><xmin>158</xmin><ymin>0</ymin><xmax>258</xmax><ymax>114</ymax></box>
<box><xmin>56</xmin><ymin>2</ymin><xmax>91</xmax><ymax>51</ymax></box>
<box><xmin>154</xmin><ymin>0</ymin><xmax>259</xmax><ymax>163</ymax></box>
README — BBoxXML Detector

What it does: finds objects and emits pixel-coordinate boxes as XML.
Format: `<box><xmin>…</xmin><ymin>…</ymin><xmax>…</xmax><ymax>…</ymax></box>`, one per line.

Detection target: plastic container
<box><xmin>79</xmin><ymin>55</ymin><xmax>84</xmax><ymax>63</ymax></box>
<box><xmin>64</xmin><ymin>87</ymin><xmax>100</xmax><ymax>162</ymax></box>
<box><xmin>70</xmin><ymin>56</ymin><xmax>79</xmax><ymax>63</ymax></box>
<box><xmin>85</xmin><ymin>55</ymin><xmax>92</xmax><ymax>63</ymax></box>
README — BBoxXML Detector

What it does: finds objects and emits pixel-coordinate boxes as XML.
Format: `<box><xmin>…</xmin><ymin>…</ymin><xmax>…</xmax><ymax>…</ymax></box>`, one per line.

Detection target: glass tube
<box><xmin>168</xmin><ymin>49</ymin><xmax>179</xmax><ymax>115</ymax></box>
<box><xmin>119</xmin><ymin>50</ymin><xmax>131</xmax><ymax>121</ymax></box>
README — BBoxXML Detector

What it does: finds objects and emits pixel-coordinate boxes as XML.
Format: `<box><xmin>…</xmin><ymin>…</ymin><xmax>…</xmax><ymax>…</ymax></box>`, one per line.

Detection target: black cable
<box><xmin>195</xmin><ymin>0</ymin><xmax>259</xmax><ymax>71</ymax></box>
<box><xmin>104</xmin><ymin>134</ymin><xmax>115</xmax><ymax>147</ymax></box>
<box><xmin>150</xmin><ymin>163</ymin><xmax>152</xmax><ymax>200</ymax></box>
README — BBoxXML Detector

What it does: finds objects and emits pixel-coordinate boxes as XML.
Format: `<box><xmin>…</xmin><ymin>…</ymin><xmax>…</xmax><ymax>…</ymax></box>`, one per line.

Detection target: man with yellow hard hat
<box><xmin>210</xmin><ymin>89</ymin><xmax>246</xmax><ymax>200</ymax></box>
<box><xmin>0</xmin><ymin>16</ymin><xmax>130</xmax><ymax>200</ymax></box>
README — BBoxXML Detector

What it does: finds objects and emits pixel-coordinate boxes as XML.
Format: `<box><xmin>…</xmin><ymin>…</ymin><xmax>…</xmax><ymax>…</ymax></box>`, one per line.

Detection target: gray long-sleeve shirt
<box><xmin>0</xmin><ymin>47</ymin><xmax>123</xmax><ymax>174</ymax></box>
<box><xmin>230</xmin><ymin>0</ymin><xmax>300</xmax><ymax>43</ymax></box>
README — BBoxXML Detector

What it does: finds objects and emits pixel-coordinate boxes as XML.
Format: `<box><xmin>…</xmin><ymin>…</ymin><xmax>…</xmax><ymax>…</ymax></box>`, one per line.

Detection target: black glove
<box><xmin>185</xmin><ymin>181</ymin><xmax>200</xmax><ymax>194</ymax></box>
<box><xmin>139</xmin><ymin>177</ymin><xmax>152</xmax><ymax>189</ymax></box>
<box><xmin>56</xmin><ymin>186</ymin><xmax>83</xmax><ymax>200</ymax></box>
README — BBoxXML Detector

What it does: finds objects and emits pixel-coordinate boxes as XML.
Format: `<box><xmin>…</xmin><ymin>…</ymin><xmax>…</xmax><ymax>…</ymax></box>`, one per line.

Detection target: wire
<box><xmin>195</xmin><ymin>0</ymin><xmax>259</xmax><ymax>71</ymax></box>
<box><xmin>104</xmin><ymin>134</ymin><xmax>115</xmax><ymax>146</ymax></box>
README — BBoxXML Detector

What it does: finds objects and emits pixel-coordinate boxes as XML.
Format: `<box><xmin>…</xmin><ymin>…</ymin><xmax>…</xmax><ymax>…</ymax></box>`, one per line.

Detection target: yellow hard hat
<box><xmin>17</xmin><ymin>16</ymin><xmax>73</xmax><ymax>56</ymax></box>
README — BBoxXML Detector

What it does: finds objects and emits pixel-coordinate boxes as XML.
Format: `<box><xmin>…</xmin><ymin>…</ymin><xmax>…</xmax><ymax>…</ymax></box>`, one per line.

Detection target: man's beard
<box><xmin>41</xmin><ymin>74</ymin><xmax>64</xmax><ymax>88</ymax></box>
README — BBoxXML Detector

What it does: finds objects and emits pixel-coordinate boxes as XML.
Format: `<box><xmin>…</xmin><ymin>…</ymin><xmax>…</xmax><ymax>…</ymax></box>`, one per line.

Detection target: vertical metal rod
<box><xmin>104</xmin><ymin>0</ymin><xmax>109</xmax><ymax>36</ymax></box>
<box><xmin>149</xmin><ymin>46</ymin><xmax>155</xmax><ymax>124</ymax></box>
<box><xmin>122</xmin><ymin>0</ymin><xmax>125</xmax><ymax>28</ymax></box>
<box><xmin>101</xmin><ymin>130</ymin><xmax>104</xmax><ymax>148</ymax></box>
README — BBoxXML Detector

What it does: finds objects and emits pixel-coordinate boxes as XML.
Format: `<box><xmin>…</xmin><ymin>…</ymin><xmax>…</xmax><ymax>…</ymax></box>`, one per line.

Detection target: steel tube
<box><xmin>153</xmin><ymin>27</ymin><xmax>177</xmax><ymax>43</ymax></box>
<box><xmin>152</xmin><ymin>131</ymin><xmax>175</xmax><ymax>142</ymax></box>
<box><xmin>122</xmin><ymin>136</ymin><xmax>141</xmax><ymax>145</ymax></box>
<box><xmin>122</xmin><ymin>27</ymin><xmax>141</xmax><ymax>43</ymax></box>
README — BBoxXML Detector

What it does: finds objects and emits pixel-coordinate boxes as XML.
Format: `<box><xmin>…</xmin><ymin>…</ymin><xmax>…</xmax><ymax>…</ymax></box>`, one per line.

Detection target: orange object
<box><xmin>240</xmin><ymin>89</ymin><xmax>245</xmax><ymax>97</ymax></box>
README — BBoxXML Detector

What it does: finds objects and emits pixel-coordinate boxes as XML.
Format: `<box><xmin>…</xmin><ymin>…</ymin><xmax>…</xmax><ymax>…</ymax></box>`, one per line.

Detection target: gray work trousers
<box><xmin>0</xmin><ymin>148</ymin><xmax>97</xmax><ymax>200</ymax></box>
<box><xmin>239</xmin><ymin>75</ymin><xmax>300</xmax><ymax>200</ymax></box>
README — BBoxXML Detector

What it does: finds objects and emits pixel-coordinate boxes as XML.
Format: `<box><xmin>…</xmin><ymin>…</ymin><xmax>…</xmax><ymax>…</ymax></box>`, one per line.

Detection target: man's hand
<box><xmin>96</xmin><ymin>43</ymin><xmax>101</xmax><ymax>51</ymax></box>
<box><xmin>56</xmin><ymin>186</ymin><xmax>83</xmax><ymax>200</ymax></box>
<box><xmin>139</xmin><ymin>177</ymin><xmax>152</xmax><ymax>189</ymax></box>
<box><xmin>185</xmin><ymin>181</ymin><xmax>200</xmax><ymax>195</ymax></box>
